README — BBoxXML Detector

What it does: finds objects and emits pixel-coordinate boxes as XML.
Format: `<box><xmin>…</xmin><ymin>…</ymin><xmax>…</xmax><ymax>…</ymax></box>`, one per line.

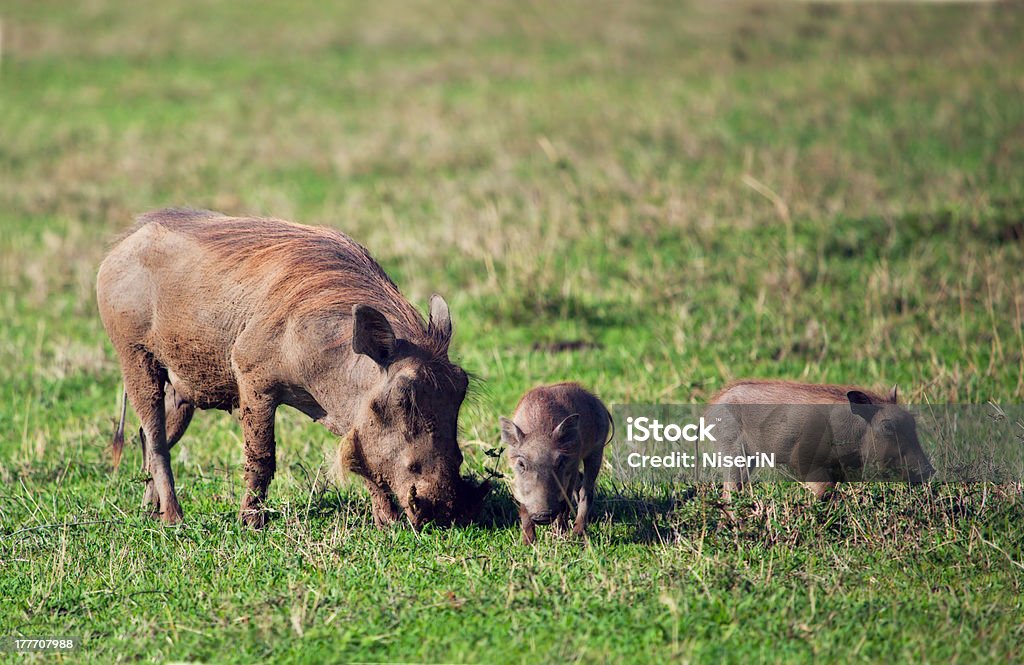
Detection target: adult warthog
<box><xmin>97</xmin><ymin>208</ymin><xmax>489</xmax><ymax>528</ymax></box>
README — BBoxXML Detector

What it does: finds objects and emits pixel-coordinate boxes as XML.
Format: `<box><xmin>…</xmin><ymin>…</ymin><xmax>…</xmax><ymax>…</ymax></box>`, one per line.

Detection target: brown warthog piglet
<box><xmin>501</xmin><ymin>383</ymin><xmax>613</xmax><ymax>544</ymax></box>
<box><xmin>706</xmin><ymin>380</ymin><xmax>934</xmax><ymax>500</ymax></box>
<box><xmin>97</xmin><ymin>208</ymin><xmax>489</xmax><ymax>529</ymax></box>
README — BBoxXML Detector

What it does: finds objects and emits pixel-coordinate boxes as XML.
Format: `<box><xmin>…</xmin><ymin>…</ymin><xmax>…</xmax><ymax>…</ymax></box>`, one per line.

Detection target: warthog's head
<box><xmin>340</xmin><ymin>295</ymin><xmax>489</xmax><ymax>528</ymax></box>
<box><xmin>848</xmin><ymin>387</ymin><xmax>935</xmax><ymax>483</ymax></box>
<box><xmin>501</xmin><ymin>414</ymin><xmax>581</xmax><ymax>524</ymax></box>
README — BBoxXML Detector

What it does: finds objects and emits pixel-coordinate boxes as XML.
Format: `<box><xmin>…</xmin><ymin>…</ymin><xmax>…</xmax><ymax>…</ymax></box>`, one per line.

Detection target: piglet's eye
<box><xmin>515</xmin><ymin>459</ymin><xmax>526</xmax><ymax>472</ymax></box>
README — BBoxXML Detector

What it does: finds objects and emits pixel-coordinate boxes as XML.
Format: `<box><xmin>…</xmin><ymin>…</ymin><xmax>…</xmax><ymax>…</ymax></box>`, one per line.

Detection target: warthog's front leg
<box><xmin>238</xmin><ymin>390</ymin><xmax>277</xmax><ymax>529</ymax></box>
<box><xmin>804</xmin><ymin>479</ymin><xmax>836</xmax><ymax>500</ymax></box>
<box><xmin>721</xmin><ymin>433</ymin><xmax>753</xmax><ymax>507</ymax></box>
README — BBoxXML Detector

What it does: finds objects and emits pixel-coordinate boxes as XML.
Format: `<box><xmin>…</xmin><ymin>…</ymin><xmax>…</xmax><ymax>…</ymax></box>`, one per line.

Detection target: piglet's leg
<box><xmin>573</xmin><ymin>448</ymin><xmax>604</xmax><ymax>537</ymax></box>
<box><xmin>553</xmin><ymin>509</ymin><xmax>570</xmax><ymax>536</ymax></box>
<box><xmin>553</xmin><ymin>471</ymin><xmax>578</xmax><ymax>536</ymax></box>
<box><xmin>519</xmin><ymin>504</ymin><xmax>536</xmax><ymax>545</ymax></box>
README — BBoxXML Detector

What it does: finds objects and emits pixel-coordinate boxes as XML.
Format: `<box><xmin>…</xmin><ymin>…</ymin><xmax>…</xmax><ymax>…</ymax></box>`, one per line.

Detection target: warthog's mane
<box><xmin>132</xmin><ymin>207</ymin><xmax>452</xmax><ymax>362</ymax></box>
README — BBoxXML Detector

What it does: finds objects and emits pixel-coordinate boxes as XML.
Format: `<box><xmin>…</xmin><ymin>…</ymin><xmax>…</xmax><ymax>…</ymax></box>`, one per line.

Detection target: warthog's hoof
<box><xmin>239</xmin><ymin>505</ymin><xmax>268</xmax><ymax>529</ymax></box>
<box><xmin>240</xmin><ymin>510</ymin><xmax>267</xmax><ymax>529</ymax></box>
<box><xmin>160</xmin><ymin>506</ymin><xmax>184</xmax><ymax>525</ymax></box>
<box><xmin>141</xmin><ymin>480</ymin><xmax>182</xmax><ymax>524</ymax></box>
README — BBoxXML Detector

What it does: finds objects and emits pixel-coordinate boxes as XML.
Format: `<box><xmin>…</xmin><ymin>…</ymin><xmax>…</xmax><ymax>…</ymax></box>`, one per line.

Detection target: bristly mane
<box><xmin>134</xmin><ymin>208</ymin><xmax>451</xmax><ymax>359</ymax></box>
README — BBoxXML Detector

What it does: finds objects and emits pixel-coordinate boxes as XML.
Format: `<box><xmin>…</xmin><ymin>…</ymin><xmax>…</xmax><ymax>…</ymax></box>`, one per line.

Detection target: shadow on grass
<box><xmin>472</xmin><ymin>480</ymin><xmax>695</xmax><ymax>544</ymax></box>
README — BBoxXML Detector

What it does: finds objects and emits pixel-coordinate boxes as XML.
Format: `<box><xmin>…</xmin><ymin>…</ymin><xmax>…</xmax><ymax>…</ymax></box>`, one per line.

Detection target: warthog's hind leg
<box><xmin>164</xmin><ymin>382</ymin><xmax>195</xmax><ymax>449</ymax></box>
<box><xmin>120</xmin><ymin>349</ymin><xmax>182</xmax><ymax>524</ymax></box>
<box><xmin>139</xmin><ymin>382</ymin><xmax>194</xmax><ymax>515</ymax></box>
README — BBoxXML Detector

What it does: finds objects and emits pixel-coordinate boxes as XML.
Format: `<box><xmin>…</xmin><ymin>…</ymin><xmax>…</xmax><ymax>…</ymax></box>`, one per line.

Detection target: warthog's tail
<box><xmin>112</xmin><ymin>389</ymin><xmax>127</xmax><ymax>469</ymax></box>
<box><xmin>603</xmin><ymin>402</ymin><xmax>615</xmax><ymax>446</ymax></box>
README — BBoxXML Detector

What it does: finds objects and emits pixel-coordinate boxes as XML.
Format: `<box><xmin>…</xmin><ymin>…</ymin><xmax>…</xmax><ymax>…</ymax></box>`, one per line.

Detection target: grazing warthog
<box><xmin>97</xmin><ymin>208</ymin><xmax>489</xmax><ymax>528</ymax></box>
<box><xmin>500</xmin><ymin>383</ymin><xmax>612</xmax><ymax>544</ymax></box>
<box><xmin>706</xmin><ymin>380</ymin><xmax>934</xmax><ymax>500</ymax></box>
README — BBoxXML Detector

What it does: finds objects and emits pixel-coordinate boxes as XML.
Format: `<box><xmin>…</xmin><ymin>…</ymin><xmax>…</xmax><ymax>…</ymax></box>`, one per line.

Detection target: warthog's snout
<box><xmin>404</xmin><ymin>484</ymin><xmax>452</xmax><ymax>529</ymax></box>
<box><xmin>403</xmin><ymin>477</ymin><xmax>491</xmax><ymax>529</ymax></box>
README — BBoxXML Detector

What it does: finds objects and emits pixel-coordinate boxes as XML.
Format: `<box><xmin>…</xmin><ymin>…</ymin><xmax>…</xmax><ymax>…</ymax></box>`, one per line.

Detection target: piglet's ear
<box><xmin>500</xmin><ymin>417</ymin><xmax>525</xmax><ymax>448</ymax></box>
<box><xmin>352</xmin><ymin>304</ymin><xmax>396</xmax><ymax>367</ymax></box>
<box><xmin>847</xmin><ymin>390</ymin><xmax>880</xmax><ymax>422</ymax></box>
<box><xmin>553</xmin><ymin>413</ymin><xmax>581</xmax><ymax>451</ymax></box>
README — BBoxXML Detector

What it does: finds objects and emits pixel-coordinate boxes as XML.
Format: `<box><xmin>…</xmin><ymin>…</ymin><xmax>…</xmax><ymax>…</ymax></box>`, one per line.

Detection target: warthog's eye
<box><xmin>390</xmin><ymin>376</ymin><xmax>415</xmax><ymax>413</ymax></box>
<box><xmin>408</xmin><ymin>462</ymin><xmax>422</xmax><ymax>475</ymax></box>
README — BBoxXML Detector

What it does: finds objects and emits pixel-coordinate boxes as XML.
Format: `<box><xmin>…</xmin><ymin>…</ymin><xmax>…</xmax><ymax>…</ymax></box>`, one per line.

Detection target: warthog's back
<box><xmin>706</xmin><ymin>380</ymin><xmax>891</xmax><ymax>472</ymax></box>
<box><xmin>707</xmin><ymin>380</ymin><xmax>889</xmax><ymax>444</ymax></box>
<box><xmin>96</xmin><ymin>208</ymin><xmax>430</xmax><ymax>410</ymax></box>
<box><xmin>709</xmin><ymin>380</ymin><xmax>887</xmax><ymax>406</ymax></box>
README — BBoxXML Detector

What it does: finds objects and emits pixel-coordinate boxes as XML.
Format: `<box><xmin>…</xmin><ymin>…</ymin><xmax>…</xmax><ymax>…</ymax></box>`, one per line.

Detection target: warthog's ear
<box><xmin>888</xmin><ymin>384</ymin><xmax>899</xmax><ymax>404</ymax></box>
<box><xmin>428</xmin><ymin>294</ymin><xmax>452</xmax><ymax>345</ymax></box>
<box><xmin>500</xmin><ymin>417</ymin><xmax>525</xmax><ymax>448</ymax></box>
<box><xmin>847</xmin><ymin>390</ymin><xmax>881</xmax><ymax>422</ymax></box>
<box><xmin>553</xmin><ymin>413</ymin><xmax>581</xmax><ymax>451</ymax></box>
<box><xmin>352</xmin><ymin>304</ymin><xmax>396</xmax><ymax>366</ymax></box>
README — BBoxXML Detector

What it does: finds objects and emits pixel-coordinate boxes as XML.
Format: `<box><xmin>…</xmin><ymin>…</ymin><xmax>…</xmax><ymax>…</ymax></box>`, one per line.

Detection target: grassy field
<box><xmin>2</xmin><ymin>1</ymin><xmax>1024</xmax><ymax>662</ymax></box>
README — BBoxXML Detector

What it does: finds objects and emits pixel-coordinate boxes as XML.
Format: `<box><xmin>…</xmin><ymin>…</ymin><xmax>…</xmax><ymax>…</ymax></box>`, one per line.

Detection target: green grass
<box><xmin>2</xmin><ymin>1</ymin><xmax>1024</xmax><ymax>662</ymax></box>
